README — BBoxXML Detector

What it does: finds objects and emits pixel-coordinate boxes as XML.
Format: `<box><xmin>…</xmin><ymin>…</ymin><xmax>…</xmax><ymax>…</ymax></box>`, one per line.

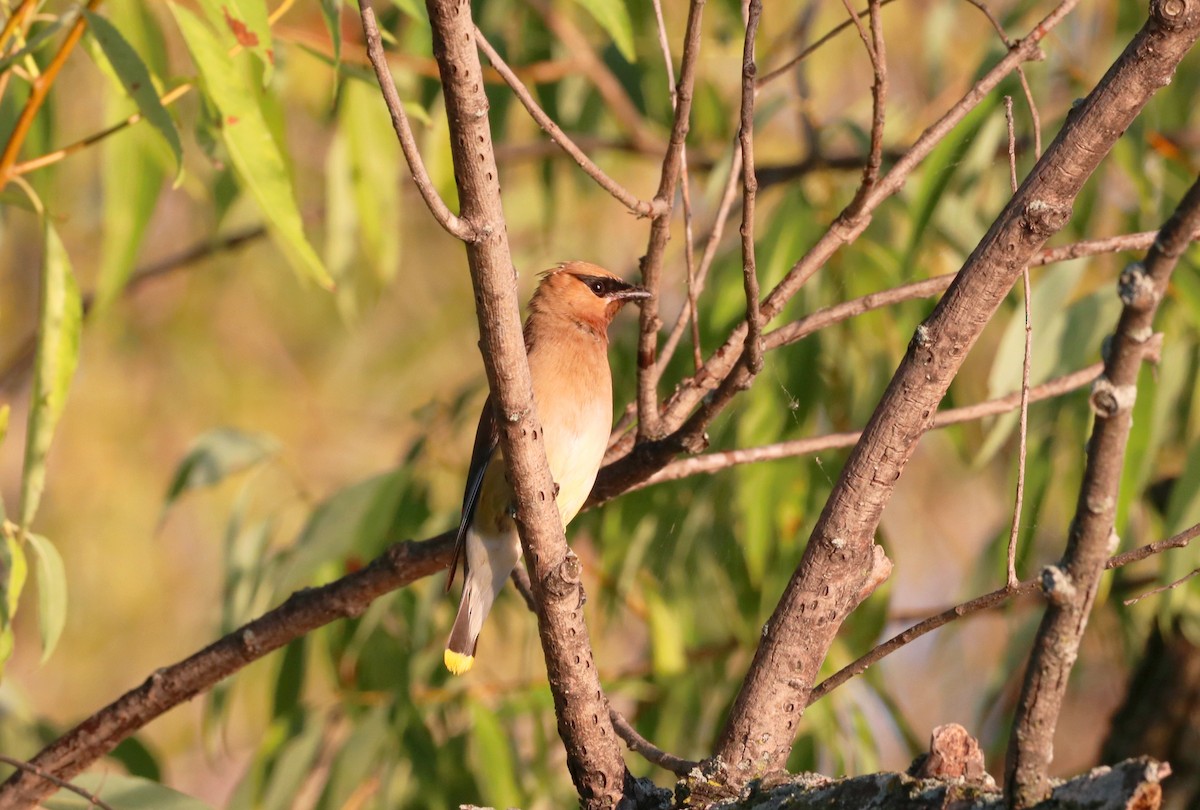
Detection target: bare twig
<box><xmin>757</xmin><ymin>0</ymin><xmax>899</xmax><ymax>88</ymax></box>
<box><xmin>610</xmin><ymin>710</ymin><xmax>699</xmax><ymax>776</ymax></box>
<box><xmin>1124</xmin><ymin>567</ymin><xmax>1200</xmax><ymax>605</ymax></box>
<box><xmin>635</xmin><ymin>0</ymin><xmax>706</xmax><ymax>442</ymax></box>
<box><xmin>359</xmin><ymin>0</ymin><xmax>477</xmax><ymax>242</ymax></box>
<box><xmin>710</xmin><ymin>0</ymin><xmax>1196</xmax><ymax>789</ymax></box>
<box><xmin>1007</xmin><ymin>168</ymin><xmax>1200</xmax><ymax>807</ymax></box>
<box><xmin>0</xmin><ymin>0</ymin><xmax>103</xmax><ymax>187</ymax></box>
<box><xmin>598</xmin><ymin>0</ymin><xmax>1081</xmax><ymax>488</ymax></box>
<box><xmin>1005</xmin><ymin>95</ymin><xmax>1032</xmax><ymax>590</ymax></box>
<box><xmin>636</xmin><ymin>364</ymin><xmax>1101</xmax><ymax>489</ymax></box>
<box><xmin>473</xmin><ymin>28</ymin><xmax>662</xmax><ymax>218</ymax></box>
<box><xmin>811</xmin><ymin>523</ymin><xmax>1200</xmax><ymax>705</ymax></box>
<box><xmin>739</xmin><ymin>0</ymin><xmax>764</xmax><ymax>376</ymax></box>
<box><xmin>0</xmin><ymin>0</ymin><xmax>35</xmax><ymax>53</ymax></box>
<box><xmin>0</xmin><ymin>757</ymin><xmax>113</xmax><ymax>810</ymax></box>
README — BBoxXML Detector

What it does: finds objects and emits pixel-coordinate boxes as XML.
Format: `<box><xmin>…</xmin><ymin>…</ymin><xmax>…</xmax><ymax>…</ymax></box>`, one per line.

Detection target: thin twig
<box><xmin>739</xmin><ymin>0</ymin><xmax>764</xmax><ymax>375</ymax></box>
<box><xmin>810</xmin><ymin>523</ymin><xmax>1200</xmax><ymax>704</ymax></box>
<box><xmin>635</xmin><ymin>363</ymin><xmax>1101</xmax><ymax>489</ymax></box>
<box><xmin>1124</xmin><ymin>567</ymin><xmax>1200</xmax><ymax>606</ymax></box>
<box><xmin>474</xmin><ymin>28</ymin><xmax>661</xmax><ymax>218</ymax></box>
<box><xmin>0</xmin><ymin>757</ymin><xmax>114</xmax><ymax>810</ymax></box>
<box><xmin>757</xmin><ymin>0</ymin><xmax>899</xmax><ymax>89</ymax></box>
<box><xmin>0</xmin><ymin>0</ymin><xmax>35</xmax><ymax>53</ymax></box>
<box><xmin>0</xmin><ymin>0</ymin><xmax>103</xmax><ymax>187</ymax></box>
<box><xmin>358</xmin><ymin>0</ymin><xmax>476</xmax><ymax>242</ymax></box>
<box><xmin>841</xmin><ymin>0</ymin><xmax>888</xmax><ymax>216</ymax></box>
<box><xmin>609</xmin><ymin>709</ymin><xmax>698</xmax><ymax>775</ymax></box>
<box><xmin>635</xmin><ymin>0</ymin><xmax>706</xmax><ymax>442</ymax></box>
<box><xmin>1005</xmin><ymin>95</ymin><xmax>1032</xmax><ymax>590</ymax></box>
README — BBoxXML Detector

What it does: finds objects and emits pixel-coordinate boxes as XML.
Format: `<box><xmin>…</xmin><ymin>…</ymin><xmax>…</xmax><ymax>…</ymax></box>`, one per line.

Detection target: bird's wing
<box><xmin>446</xmin><ymin>395</ymin><xmax>499</xmax><ymax>591</ymax></box>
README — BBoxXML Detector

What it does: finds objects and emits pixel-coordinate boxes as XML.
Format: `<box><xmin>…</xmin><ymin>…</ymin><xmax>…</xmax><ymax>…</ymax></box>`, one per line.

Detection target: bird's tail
<box><xmin>444</xmin><ymin>581</ymin><xmax>487</xmax><ymax>675</ymax></box>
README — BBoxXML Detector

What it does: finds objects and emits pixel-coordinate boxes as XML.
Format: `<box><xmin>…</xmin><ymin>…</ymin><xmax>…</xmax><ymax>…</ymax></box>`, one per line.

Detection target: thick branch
<box><xmin>422</xmin><ymin>0</ymin><xmax>627</xmax><ymax>806</ymax></box>
<box><xmin>711</xmin><ymin>0</ymin><xmax>1198</xmax><ymax>789</ymax></box>
<box><xmin>0</xmin><ymin>534</ymin><xmax>456</xmax><ymax>808</ymax></box>
<box><xmin>1005</xmin><ymin>166</ymin><xmax>1200</xmax><ymax>808</ymax></box>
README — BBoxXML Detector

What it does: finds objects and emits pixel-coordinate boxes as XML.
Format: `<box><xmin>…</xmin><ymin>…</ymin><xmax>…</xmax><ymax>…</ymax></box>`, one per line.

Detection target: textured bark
<box><xmin>0</xmin><ymin>533</ymin><xmax>456</xmax><ymax>809</ymax></box>
<box><xmin>422</xmin><ymin>0</ymin><xmax>628</xmax><ymax>806</ymax></box>
<box><xmin>1103</xmin><ymin>623</ymin><xmax>1200</xmax><ymax>810</ymax></box>
<box><xmin>709</xmin><ymin>0</ymin><xmax>1200</xmax><ymax>792</ymax></box>
<box><xmin>1005</xmin><ymin>171</ymin><xmax>1200</xmax><ymax>806</ymax></box>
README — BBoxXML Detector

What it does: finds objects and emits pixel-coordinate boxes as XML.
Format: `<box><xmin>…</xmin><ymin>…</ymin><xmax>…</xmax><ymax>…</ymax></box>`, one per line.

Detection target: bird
<box><xmin>443</xmin><ymin>261</ymin><xmax>650</xmax><ymax>675</ymax></box>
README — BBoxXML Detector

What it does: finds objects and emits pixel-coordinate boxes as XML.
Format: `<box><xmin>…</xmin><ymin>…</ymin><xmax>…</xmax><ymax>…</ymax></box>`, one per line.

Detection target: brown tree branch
<box><xmin>709</xmin><ymin>0</ymin><xmax>1194</xmax><ymax>791</ymax></box>
<box><xmin>421</xmin><ymin>0</ymin><xmax>628</xmax><ymax>805</ymax></box>
<box><xmin>634</xmin><ymin>0</ymin><xmax>706</xmax><ymax>442</ymax></box>
<box><xmin>0</xmin><ymin>533</ymin><xmax>456</xmax><ymax>808</ymax></box>
<box><xmin>596</xmin><ymin>0</ymin><xmax>1078</xmax><ymax>496</ymax></box>
<box><xmin>473</xmin><ymin>28</ymin><xmax>662</xmax><ymax>219</ymax></box>
<box><xmin>738</xmin><ymin>0</ymin><xmax>763</xmax><ymax>377</ymax></box>
<box><xmin>0</xmin><ymin>757</ymin><xmax>112</xmax><ymax>810</ymax></box>
<box><xmin>359</xmin><ymin>1</ymin><xmax>477</xmax><ymax>242</ymax></box>
<box><xmin>1005</xmin><ymin>159</ymin><xmax>1200</xmax><ymax>809</ymax></box>
<box><xmin>810</xmin><ymin>522</ymin><xmax>1200</xmax><ymax>706</ymax></box>
<box><xmin>636</xmin><ymin>363</ymin><xmax>1101</xmax><ymax>489</ymax></box>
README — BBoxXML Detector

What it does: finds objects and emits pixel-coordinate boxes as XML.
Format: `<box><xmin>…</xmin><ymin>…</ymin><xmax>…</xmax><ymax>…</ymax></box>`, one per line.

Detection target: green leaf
<box><xmin>646</xmin><ymin>589</ymin><xmax>685</xmax><ymax>676</ymax></box>
<box><xmin>319</xmin><ymin>0</ymin><xmax>341</xmax><ymax>76</ymax></box>
<box><xmin>43</xmin><ymin>773</ymin><xmax>213</xmax><ymax>810</ymax></box>
<box><xmin>470</xmin><ymin>700</ymin><xmax>523</xmax><ymax>809</ymax></box>
<box><xmin>0</xmin><ymin>10</ymin><xmax>78</xmax><ymax>74</ymax></box>
<box><xmin>110</xmin><ymin>735</ymin><xmax>163</xmax><ymax>781</ymax></box>
<box><xmin>24</xmin><ymin>532</ymin><xmax>66</xmax><ymax>664</ymax></box>
<box><xmin>196</xmin><ymin>0</ymin><xmax>274</xmax><ymax>83</ymax></box>
<box><xmin>569</xmin><ymin>0</ymin><xmax>636</xmax><ymax>63</ymax></box>
<box><xmin>171</xmin><ymin>4</ymin><xmax>333</xmax><ymax>290</ymax></box>
<box><xmin>84</xmin><ymin>11</ymin><xmax>183</xmax><ymax>181</ymax></box>
<box><xmin>163</xmin><ymin>427</ymin><xmax>280</xmax><ymax>511</ymax></box>
<box><xmin>0</xmin><ymin>532</ymin><xmax>28</xmax><ymax>675</ymax></box>
<box><xmin>19</xmin><ymin>223</ymin><xmax>82</xmax><ymax>530</ymax></box>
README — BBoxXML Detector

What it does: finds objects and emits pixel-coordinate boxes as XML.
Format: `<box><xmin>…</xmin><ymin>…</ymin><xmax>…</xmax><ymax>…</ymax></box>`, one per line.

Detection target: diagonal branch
<box><xmin>1005</xmin><ymin>166</ymin><xmax>1200</xmax><ymax>806</ymax></box>
<box><xmin>359</xmin><ymin>1</ymin><xmax>477</xmax><ymax>242</ymax></box>
<box><xmin>472</xmin><ymin>27</ymin><xmax>663</xmax><ymax>218</ymax></box>
<box><xmin>709</xmin><ymin>0</ymin><xmax>1196</xmax><ymax>791</ymax></box>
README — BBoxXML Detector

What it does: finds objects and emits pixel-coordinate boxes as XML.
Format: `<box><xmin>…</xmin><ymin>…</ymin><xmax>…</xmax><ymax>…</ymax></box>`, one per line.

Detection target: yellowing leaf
<box><xmin>171</xmin><ymin>4</ymin><xmax>333</xmax><ymax>289</ymax></box>
<box><xmin>19</xmin><ymin>223</ymin><xmax>82</xmax><ymax>530</ymax></box>
<box><xmin>195</xmin><ymin>0</ymin><xmax>274</xmax><ymax>84</ymax></box>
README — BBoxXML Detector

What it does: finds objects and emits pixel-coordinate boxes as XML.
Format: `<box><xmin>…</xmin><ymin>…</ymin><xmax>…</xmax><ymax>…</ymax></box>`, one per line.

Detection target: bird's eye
<box><xmin>589</xmin><ymin>280</ymin><xmax>605</xmax><ymax>295</ymax></box>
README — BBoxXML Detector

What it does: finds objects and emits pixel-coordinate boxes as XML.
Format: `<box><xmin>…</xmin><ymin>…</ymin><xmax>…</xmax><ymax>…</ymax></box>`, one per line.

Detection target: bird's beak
<box><xmin>610</xmin><ymin>284</ymin><xmax>652</xmax><ymax>302</ymax></box>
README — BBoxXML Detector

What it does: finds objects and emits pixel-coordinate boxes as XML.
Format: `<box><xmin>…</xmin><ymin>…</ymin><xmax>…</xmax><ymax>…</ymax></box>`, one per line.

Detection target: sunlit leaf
<box><xmin>570</xmin><ymin>0</ymin><xmax>636</xmax><ymax>63</ymax></box>
<box><xmin>24</xmin><ymin>532</ymin><xmax>66</xmax><ymax>664</ymax></box>
<box><xmin>196</xmin><ymin>0</ymin><xmax>274</xmax><ymax>83</ymax></box>
<box><xmin>172</xmin><ymin>4</ymin><xmax>333</xmax><ymax>289</ymax></box>
<box><xmin>42</xmin><ymin>773</ymin><xmax>213</xmax><ymax>810</ymax></box>
<box><xmin>317</xmin><ymin>705</ymin><xmax>391</xmax><ymax>810</ymax></box>
<box><xmin>646</xmin><ymin>590</ymin><xmax>685</xmax><ymax>676</ymax></box>
<box><xmin>163</xmin><ymin>427</ymin><xmax>280</xmax><ymax>511</ymax></box>
<box><xmin>0</xmin><ymin>533</ymin><xmax>27</xmax><ymax>676</ymax></box>
<box><xmin>84</xmin><ymin>11</ymin><xmax>183</xmax><ymax>181</ymax></box>
<box><xmin>19</xmin><ymin>223</ymin><xmax>82</xmax><ymax>530</ymax></box>
<box><xmin>260</xmin><ymin>715</ymin><xmax>325</xmax><ymax>810</ymax></box>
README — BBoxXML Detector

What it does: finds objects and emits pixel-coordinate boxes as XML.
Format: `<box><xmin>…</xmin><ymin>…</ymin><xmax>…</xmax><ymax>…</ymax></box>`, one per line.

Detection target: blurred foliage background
<box><xmin>0</xmin><ymin>0</ymin><xmax>1198</xmax><ymax>807</ymax></box>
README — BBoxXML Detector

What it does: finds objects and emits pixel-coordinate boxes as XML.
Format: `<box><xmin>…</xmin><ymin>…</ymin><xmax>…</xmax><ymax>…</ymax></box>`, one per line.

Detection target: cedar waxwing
<box><xmin>444</xmin><ymin>262</ymin><xmax>650</xmax><ymax>675</ymax></box>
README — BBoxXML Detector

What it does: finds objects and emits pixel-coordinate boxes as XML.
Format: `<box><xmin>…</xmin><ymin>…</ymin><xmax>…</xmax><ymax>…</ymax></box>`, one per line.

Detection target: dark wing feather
<box><xmin>446</xmin><ymin>395</ymin><xmax>499</xmax><ymax>591</ymax></box>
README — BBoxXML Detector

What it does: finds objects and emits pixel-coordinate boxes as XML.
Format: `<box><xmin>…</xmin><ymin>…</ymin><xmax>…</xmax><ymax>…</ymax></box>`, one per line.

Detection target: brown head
<box><xmin>527</xmin><ymin>261</ymin><xmax>650</xmax><ymax>339</ymax></box>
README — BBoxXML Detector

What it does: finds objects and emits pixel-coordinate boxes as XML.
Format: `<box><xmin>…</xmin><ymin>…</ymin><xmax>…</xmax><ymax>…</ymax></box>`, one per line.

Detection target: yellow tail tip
<box><xmin>444</xmin><ymin>649</ymin><xmax>475</xmax><ymax>675</ymax></box>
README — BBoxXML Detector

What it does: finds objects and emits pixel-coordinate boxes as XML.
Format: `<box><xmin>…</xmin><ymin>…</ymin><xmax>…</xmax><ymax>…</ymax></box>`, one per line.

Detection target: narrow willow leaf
<box><xmin>163</xmin><ymin>427</ymin><xmax>280</xmax><ymax>512</ymax></box>
<box><xmin>172</xmin><ymin>4</ymin><xmax>333</xmax><ymax>289</ymax></box>
<box><xmin>570</xmin><ymin>0</ymin><xmax>636</xmax><ymax>63</ymax></box>
<box><xmin>319</xmin><ymin>0</ymin><xmax>341</xmax><ymax>76</ymax></box>
<box><xmin>342</xmin><ymin>79</ymin><xmax>402</xmax><ymax>284</ymax></box>
<box><xmin>196</xmin><ymin>0</ymin><xmax>274</xmax><ymax>84</ymax></box>
<box><xmin>24</xmin><ymin>532</ymin><xmax>66</xmax><ymax>664</ymax></box>
<box><xmin>19</xmin><ymin>224</ymin><xmax>82</xmax><ymax>530</ymax></box>
<box><xmin>0</xmin><ymin>533</ymin><xmax>28</xmax><ymax>676</ymax></box>
<box><xmin>84</xmin><ymin>11</ymin><xmax>183</xmax><ymax>180</ymax></box>
<box><xmin>470</xmin><ymin>700</ymin><xmax>523</xmax><ymax>809</ymax></box>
